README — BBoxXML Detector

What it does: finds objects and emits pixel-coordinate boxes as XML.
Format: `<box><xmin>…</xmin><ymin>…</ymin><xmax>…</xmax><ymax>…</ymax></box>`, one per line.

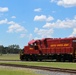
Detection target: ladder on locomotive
<box><xmin>74</xmin><ymin>49</ymin><xmax>76</xmax><ymax>61</ymax></box>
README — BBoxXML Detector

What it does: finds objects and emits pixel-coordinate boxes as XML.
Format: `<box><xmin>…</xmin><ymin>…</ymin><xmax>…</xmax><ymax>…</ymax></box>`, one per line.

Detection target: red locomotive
<box><xmin>20</xmin><ymin>37</ymin><xmax>76</xmax><ymax>62</ymax></box>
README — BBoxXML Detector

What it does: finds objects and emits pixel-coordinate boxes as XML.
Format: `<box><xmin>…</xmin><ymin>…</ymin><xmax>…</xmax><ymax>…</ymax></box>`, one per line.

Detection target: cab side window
<box><xmin>29</xmin><ymin>44</ymin><xmax>33</xmax><ymax>48</ymax></box>
<box><xmin>34</xmin><ymin>42</ymin><xmax>39</xmax><ymax>50</ymax></box>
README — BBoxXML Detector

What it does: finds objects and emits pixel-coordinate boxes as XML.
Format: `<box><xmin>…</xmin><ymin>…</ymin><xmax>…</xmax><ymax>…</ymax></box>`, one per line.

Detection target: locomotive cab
<box><xmin>29</xmin><ymin>42</ymin><xmax>39</xmax><ymax>50</ymax></box>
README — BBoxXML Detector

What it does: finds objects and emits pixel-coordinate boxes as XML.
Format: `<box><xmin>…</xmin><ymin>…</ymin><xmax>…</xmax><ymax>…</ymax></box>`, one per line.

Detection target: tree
<box><xmin>8</xmin><ymin>44</ymin><xmax>20</xmax><ymax>54</ymax></box>
<box><xmin>0</xmin><ymin>44</ymin><xmax>21</xmax><ymax>54</ymax></box>
<box><xmin>0</xmin><ymin>45</ymin><xmax>4</xmax><ymax>55</ymax></box>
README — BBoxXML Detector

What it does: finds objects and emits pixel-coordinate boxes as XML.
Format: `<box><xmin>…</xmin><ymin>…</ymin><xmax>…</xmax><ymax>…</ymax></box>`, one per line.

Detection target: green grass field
<box><xmin>0</xmin><ymin>61</ymin><xmax>76</xmax><ymax>70</ymax></box>
<box><xmin>0</xmin><ymin>68</ymin><xmax>40</xmax><ymax>75</ymax></box>
<box><xmin>0</xmin><ymin>54</ymin><xmax>42</xmax><ymax>75</ymax></box>
<box><xmin>0</xmin><ymin>54</ymin><xmax>76</xmax><ymax>70</ymax></box>
<box><xmin>0</xmin><ymin>54</ymin><xmax>20</xmax><ymax>60</ymax></box>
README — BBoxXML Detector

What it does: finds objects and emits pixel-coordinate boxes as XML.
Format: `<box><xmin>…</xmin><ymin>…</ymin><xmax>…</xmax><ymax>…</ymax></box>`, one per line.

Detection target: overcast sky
<box><xmin>0</xmin><ymin>0</ymin><xmax>76</xmax><ymax>48</ymax></box>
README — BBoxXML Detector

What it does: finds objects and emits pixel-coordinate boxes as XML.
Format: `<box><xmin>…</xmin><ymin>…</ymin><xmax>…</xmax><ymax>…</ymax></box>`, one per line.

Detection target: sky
<box><xmin>0</xmin><ymin>0</ymin><xmax>76</xmax><ymax>48</ymax></box>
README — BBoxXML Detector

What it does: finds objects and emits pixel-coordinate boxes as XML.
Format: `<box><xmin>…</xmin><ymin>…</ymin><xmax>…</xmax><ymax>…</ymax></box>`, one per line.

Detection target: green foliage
<box><xmin>0</xmin><ymin>45</ymin><xmax>4</xmax><ymax>55</ymax></box>
<box><xmin>0</xmin><ymin>44</ymin><xmax>21</xmax><ymax>54</ymax></box>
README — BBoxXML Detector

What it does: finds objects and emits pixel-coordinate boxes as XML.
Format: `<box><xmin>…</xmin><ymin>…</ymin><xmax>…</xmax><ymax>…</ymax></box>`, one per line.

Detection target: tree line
<box><xmin>0</xmin><ymin>44</ymin><xmax>21</xmax><ymax>55</ymax></box>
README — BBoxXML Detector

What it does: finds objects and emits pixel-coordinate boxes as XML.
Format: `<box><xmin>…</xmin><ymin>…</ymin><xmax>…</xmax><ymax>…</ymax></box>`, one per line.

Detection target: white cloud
<box><xmin>34</xmin><ymin>37</ymin><xmax>41</xmax><ymax>40</ymax></box>
<box><xmin>34</xmin><ymin>8</ymin><xmax>42</xmax><ymax>12</ymax></box>
<box><xmin>11</xmin><ymin>16</ymin><xmax>16</xmax><ymax>19</ymax></box>
<box><xmin>43</xmin><ymin>16</ymin><xmax>76</xmax><ymax>37</ymax></box>
<box><xmin>0</xmin><ymin>19</ymin><xmax>8</xmax><ymax>24</ymax></box>
<box><xmin>46</xmin><ymin>16</ymin><xmax>54</xmax><ymax>22</ymax></box>
<box><xmin>69</xmin><ymin>28</ymin><xmax>76</xmax><ymax>37</ymax></box>
<box><xmin>50</xmin><ymin>0</ymin><xmax>57</xmax><ymax>2</ymax></box>
<box><xmin>34</xmin><ymin>15</ymin><xmax>54</xmax><ymax>22</ymax></box>
<box><xmin>34</xmin><ymin>27</ymin><xmax>53</xmax><ymax>38</ymax></box>
<box><xmin>34</xmin><ymin>15</ymin><xmax>46</xmax><ymax>21</ymax></box>
<box><xmin>0</xmin><ymin>18</ymin><xmax>27</xmax><ymax>34</ymax></box>
<box><xmin>28</xmin><ymin>34</ymin><xmax>33</xmax><ymax>40</ymax></box>
<box><xmin>0</xmin><ymin>7</ymin><xmax>8</xmax><ymax>12</ymax></box>
<box><xmin>7</xmin><ymin>21</ymin><xmax>16</xmax><ymax>25</ymax></box>
<box><xmin>50</xmin><ymin>0</ymin><xmax>76</xmax><ymax>7</ymax></box>
<box><xmin>7</xmin><ymin>22</ymin><xmax>26</xmax><ymax>33</ymax></box>
<box><xmin>43</xmin><ymin>16</ymin><xmax>76</xmax><ymax>28</ymax></box>
<box><xmin>20</xmin><ymin>33</ymin><xmax>26</xmax><ymax>38</ymax></box>
<box><xmin>6</xmin><ymin>20</ymin><xmax>27</xmax><ymax>33</ymax></box>
<box><xmin>23</xmin><ymin>33</ymin><xmax>33</xmax><ymax>40</ymax></box>
<box><xmin>74</xmin><ymin>15</ymin><xmax>76</xmax><ymax>19</ymax></box>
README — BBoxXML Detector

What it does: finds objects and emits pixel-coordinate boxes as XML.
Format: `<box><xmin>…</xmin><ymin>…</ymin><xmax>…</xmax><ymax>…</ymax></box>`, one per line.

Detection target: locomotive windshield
<box><xmin>29</xmin><ymin>42</ymin><xmax>38</xmax><ymax>50</ymax></box>
<box><xmin>28</xmin><ymin>39</ymin><xmax>36</xmax><ymax>48</ymax></box>
<box><xmin>29</xmin><ymin>44</ymin><xmax>34</xmax><ymax>48</ymax></box>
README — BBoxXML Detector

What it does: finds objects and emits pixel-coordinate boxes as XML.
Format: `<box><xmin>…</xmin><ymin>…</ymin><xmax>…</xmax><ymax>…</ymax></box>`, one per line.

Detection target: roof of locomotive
<box><xmin>28</xmin><ymin>37</ymin><xmax>76</xmax><ymax>44</ymax></box>
<box><xmin>28</xmin><ymin>39</ymin><xmax>36</xmax><ymax>44</ymax></box>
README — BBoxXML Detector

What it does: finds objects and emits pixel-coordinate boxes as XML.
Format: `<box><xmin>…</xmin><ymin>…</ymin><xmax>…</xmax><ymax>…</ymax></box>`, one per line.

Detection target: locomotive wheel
<box><xmin>30</xmin><ymin>56</ymin><xmax>38</xmax><ymax>61</ymax></box>
<box><xmin>56</xmin><ymin>55</ymin><xmax>61</xmax><ymax>62</ymax></box>
<box><xmin>39</xmin><ymin>59</ymin><xmax>42</xmax><ymax>61</ymax></box>
<box><xmin>68</xmin><ymin>55</ymin><xmax>73</xmax><ymax>62</ymax></box>
<box><xmin>25</xmin><ymin>58</ymin><xmax>28</xmax><ymax>61</ymax></box>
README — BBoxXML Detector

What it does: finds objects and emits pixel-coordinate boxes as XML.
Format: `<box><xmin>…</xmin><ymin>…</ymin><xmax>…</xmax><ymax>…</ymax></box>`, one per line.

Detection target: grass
<box><xmin>0</xmin><ymin>61</ymin><xmax>76</xmax><ymax>70</ymax></box>
<box><xmin>0</xmin><ymin>68</ymin><xmax>41</xmax><ymax>75</ymax></box>
<box><xmin>0</xmin><ymin>54</ymin><xmax>76</xmax><ymax>70</ymax></box>
<box><xmin>0</xmin><ymin>54</ymin><xmax>42</xmax><ymax>75</ymax></box>
<box><xmin>0</xmin><ymin>54</ymin><xmax>20</xmax><ymax>60</ymax></box>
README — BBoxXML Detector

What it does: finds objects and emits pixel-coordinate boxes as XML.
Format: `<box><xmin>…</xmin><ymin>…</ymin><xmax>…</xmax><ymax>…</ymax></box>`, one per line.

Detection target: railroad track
<box><xmin>0</xmin><ymin>63</ymin><xmax>76</xmax><ymax>74</ymax></box>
